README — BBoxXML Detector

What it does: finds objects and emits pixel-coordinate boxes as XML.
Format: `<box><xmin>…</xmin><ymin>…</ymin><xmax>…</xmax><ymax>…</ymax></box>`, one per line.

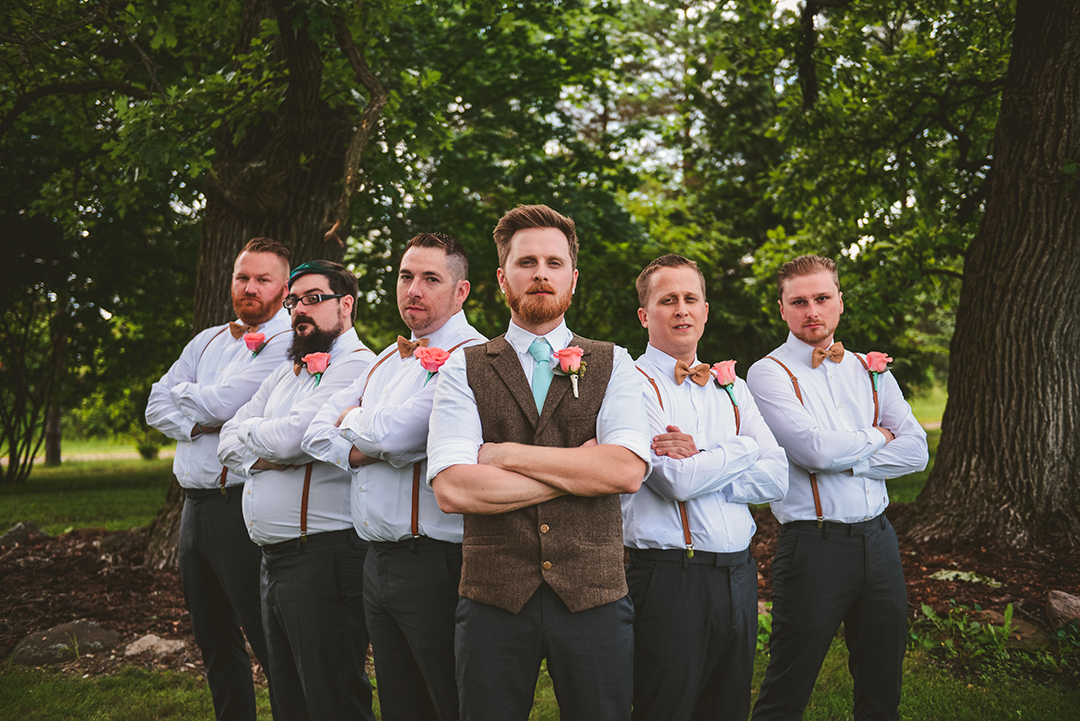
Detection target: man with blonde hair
<box><xmin>747</xmin><ymin>254</ymin><xmax>928</xmax><ymax>721</ymax></box>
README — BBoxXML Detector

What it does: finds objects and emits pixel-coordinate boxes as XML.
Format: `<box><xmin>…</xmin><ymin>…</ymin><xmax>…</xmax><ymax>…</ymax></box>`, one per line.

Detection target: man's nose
<box><xmin>408</xmin><ymin>278</ymin><xmax>424</xmax><ymax>297</ymax></box>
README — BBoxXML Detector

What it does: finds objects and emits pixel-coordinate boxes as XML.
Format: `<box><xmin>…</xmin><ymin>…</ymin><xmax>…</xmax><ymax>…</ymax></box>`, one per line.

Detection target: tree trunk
<box><xmin>44</xmin><ymin>404</ymin><xmax>61</xmax><ymax>466</ymax></box>
<box><xmin>143</xmin><ymin>0</ymin><xmax>355</xmax><ymax>569</ymax></box>
<box><xmin>900</xmin><ymin>2</ymin><xmax>1080</xmax><ymax>548</ymax></box>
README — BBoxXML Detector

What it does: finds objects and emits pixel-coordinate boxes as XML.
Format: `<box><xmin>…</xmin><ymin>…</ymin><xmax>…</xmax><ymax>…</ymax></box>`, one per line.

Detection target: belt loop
<box><xmin>880</xmin><ymin>514</ymin><xmax>886</xmax><ymax>531</ymax></box>
<box><xmin>296</xmin><ymin>536</ymin><xmax>305</xmax><ymax>553</ymax></box>
<box><xmin>822</xmin><ymin>520</ymin><xmax>830</xmax><ymax>541</ymax></box>
<box><xmin>682</xmin><ymin>552</ymin><xmax>689</xmax><ymax>571</ymax></box>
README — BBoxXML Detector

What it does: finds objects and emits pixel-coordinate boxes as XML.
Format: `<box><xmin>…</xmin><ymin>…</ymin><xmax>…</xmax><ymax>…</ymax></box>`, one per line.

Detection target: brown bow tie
<box><xmin>396</xmin><ymin>336</ymin><xmax>429</xmax><ymax>359</ymax></box>
<box><xmin>229</xmin><ymin>322</ymin><xmax>257</xmax><ymax>340</ymax></box>
<box><xmin>674</xmin><ymin>360</ymin><xmax>712</xmax><ymax>386</ymax></box>
<box><xmin>811</xmin><ymin>342</ymin><xmax>845</xmax><ymax>369</ymax></box>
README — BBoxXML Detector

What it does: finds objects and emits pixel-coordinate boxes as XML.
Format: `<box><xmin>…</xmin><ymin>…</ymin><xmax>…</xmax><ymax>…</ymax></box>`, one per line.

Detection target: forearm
<box><xmin>433</xmin><ymin>463</ymin><xmax>567</xmax><ymax>514</ymax></box>
<box><xmin>484</xmin><ymin>443</ymin><xmax>645</xmax><ymax>497</ymax></box>
<box><xmin>646</xmin><ymin>437</ymin><xmax>761</xmax><ymax>502</ymax></box>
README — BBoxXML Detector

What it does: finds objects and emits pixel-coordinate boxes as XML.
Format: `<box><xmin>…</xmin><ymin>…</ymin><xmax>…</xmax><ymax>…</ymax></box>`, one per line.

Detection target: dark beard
<box><xmin>505</xmin><ymin>281</ymin><xmax>573</xmax><ymax>327</ymax></box>
<box><xmin>287</xmin><ymin>323</ymin><xmax>341</xmax><ymax>365</ymax></box>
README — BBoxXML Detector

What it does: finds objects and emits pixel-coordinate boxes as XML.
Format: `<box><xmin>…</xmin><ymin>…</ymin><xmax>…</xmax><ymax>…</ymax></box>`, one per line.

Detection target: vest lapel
<box><xmin>534</xmin><ymin>336</ymin><xmax>591</xmax><ymax>438</ymax></box>
<box><xmin>487</xmin><ymin>337</ymin><xmax>541</xmax><ymax>428</ymax></box>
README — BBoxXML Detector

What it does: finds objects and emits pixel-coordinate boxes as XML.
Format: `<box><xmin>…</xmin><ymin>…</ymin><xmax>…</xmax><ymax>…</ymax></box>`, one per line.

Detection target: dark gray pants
<box><xmin>752</xmin><ymin>515</ymin><xmax>907</xmax><ymax>721</ymax></box>
<box><xmin>179</xmin><ymin>487</ymin><xmax>275</xmax><ymax>721</ymax></box>
<box><xmin>260</xmin><ymin>529</ymin><xmax>375</xmax><ymax>721</ymax></box>
<box><xmin>456</xmin><ymin>583</ymin><xmax>634</xmax><ymax>721</ymax></box>
<box><xmin>364</xmin><ymin>537</ymin><xmax>462</xmax><ymax>721</ymax></box>
<box><xmin>627</xmin><ymin>547</ymin><xmax>757</xmax><ymax>721</ymax></box>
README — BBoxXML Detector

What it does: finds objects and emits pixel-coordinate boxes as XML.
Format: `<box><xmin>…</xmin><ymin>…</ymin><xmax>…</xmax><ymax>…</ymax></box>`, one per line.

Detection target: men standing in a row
<box><xmin>626</xmin><ymin>254</ymin><xmax>788</xmax><ymax>721</ymax></box>
<box><xmin>145</xmin><ymin>237</ymin><xmax>291</xmax><ymax>721</ymax></box>
<box><xmin>302</xmin><ymin>233</ymin><xmax>485</xmax><ymax>721</ymax></box>
<box><xmin>748</xmin><ymin>255</ymin><xmax>928</xmax><ymax>721</ymax></box>
<box><xmin>219</xmin><ymin>260</ymin><xmax>376</xmax><ymax>721</ymax></box>
<box><xmin>428</xmin><ymin>204</ymin><xmax>651</xmax><ymax>721</ymax></box>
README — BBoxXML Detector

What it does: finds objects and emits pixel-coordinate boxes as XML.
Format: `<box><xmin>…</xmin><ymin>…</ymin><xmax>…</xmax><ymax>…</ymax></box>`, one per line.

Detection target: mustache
<box><xmin>526</xmin><ymin>281</ymin><xmax>557</xmax><ymax>295</ymax></box>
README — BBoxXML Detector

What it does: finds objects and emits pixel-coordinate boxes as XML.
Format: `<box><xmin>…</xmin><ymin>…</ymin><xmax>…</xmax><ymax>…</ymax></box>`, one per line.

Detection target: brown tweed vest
<box><xmin>461</xmin><ymin>334</ymin><xmax>627</xmax><ymax>614</ymax></box>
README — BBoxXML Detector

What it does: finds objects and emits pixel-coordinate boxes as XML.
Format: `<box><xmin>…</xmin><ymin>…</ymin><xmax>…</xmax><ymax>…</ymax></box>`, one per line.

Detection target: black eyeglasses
<box><xmin>283</xmin><ymin>293</ymin><xmax>346</xmax><ymax>311</ymax></box>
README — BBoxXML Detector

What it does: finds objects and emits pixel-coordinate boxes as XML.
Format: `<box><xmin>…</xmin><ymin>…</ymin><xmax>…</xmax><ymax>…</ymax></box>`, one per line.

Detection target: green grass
<box><xmin>909</xmin><ymin>383</ymin><xmax>947</xmax><ymax>425</ymax></box>
<box><xmin>3</xmin><ymin>645</ymin><xmax>1075</xmax><ymax>720</ymax></box>
<box><xmin>0</xmin><ymin>458</ymin><xmax>173</xmax><ymax>536</ymax></box>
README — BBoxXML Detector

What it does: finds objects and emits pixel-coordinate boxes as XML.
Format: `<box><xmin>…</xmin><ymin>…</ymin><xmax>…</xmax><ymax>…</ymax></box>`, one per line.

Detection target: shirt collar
<box><xmin>506</xmin><ymin>318</ymin><xmax>572</xmax><ymax>355</ymax></box>
<box><xmin>642</xmin><ymin>343</ymin><xmax>700</xmax><ymax>378</ymax></box>
<box><xmin>258</xmin><ymin>306</ymin><xmax>292</xmax><ymax>334</ymax></box>
<box><xmin>414</xmin><ymin>310</ymin><xmax>470</xmax><ymax>349</ymax></box>
<box><xmin>329</xmin><ymin>327</ymin><xmax>361</xmax><ymax>356</ymax></box>
<box><xmin>784</xmin><ymin>331</ymin><xmax>834</xmax><ymax>368</ymax></box>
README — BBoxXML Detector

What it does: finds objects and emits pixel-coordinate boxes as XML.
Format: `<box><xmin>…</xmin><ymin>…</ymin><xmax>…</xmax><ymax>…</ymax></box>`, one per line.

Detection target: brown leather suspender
<box><xmin>636</xmin><ymin>366</ymin><xmax>740</xmax><ymax>558</ymax></box>
<box><xmin>300</xmin><ymin>462</ymin><xmax>313</xmax><ymax>542</ymax></box>
<box><xmin>407</xmin><ymin>338</ymin><xmax>480</xmax><ymax>540</ymax></box>
<box><xmin>765</xmin><ymin>353</ymin><xmax>879</xmax><ymax>528</ymax></box>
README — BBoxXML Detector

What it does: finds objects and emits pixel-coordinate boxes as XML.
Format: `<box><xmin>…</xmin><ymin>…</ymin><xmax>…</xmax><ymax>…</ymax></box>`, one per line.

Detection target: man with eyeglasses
<box><xmin>219</xmin><ymin>260</ymin><xmax>376</xmax><ymax>721</ymax></box>
<box><xmin>146</xmin><ymin>237</ymin><xmax>291</xmax><ymax>721</ymax></box>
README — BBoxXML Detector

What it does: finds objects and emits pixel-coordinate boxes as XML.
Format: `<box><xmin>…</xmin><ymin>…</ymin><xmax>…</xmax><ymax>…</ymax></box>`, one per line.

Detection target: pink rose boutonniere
<box><xmin>865</xmin><ymin>351</ymin><xmax>893</xmax><ymax>391</ymax></box>
<box><xmin>414</xmin><ymin>346</ymin><xmax>451</xmax><ymax>385</ymax></box>
<box><xmin>552</xmin><ymin>346</ymin><xmax>587</xmax><ymax>398</ymax></box>
<box><xmin>711</xmin><ymin>360</ymin><xmax>739</xmax><ymax>407</ymax></box>
<box><xmin>302</xmin><ymin>352</ymin><xmax>332</xmax><ymax>387</ymax></box>
<box><xmin>243</xmin><ymin>332</ymin><xmax>266</xmax><ymax>356</ymax></box>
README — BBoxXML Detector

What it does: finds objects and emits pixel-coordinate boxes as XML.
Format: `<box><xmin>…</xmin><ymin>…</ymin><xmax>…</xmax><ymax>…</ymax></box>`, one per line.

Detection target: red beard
<box><xmin>505</xmin><ymin>280</ymin><xmax>573</xmax><ymax>327</ymax></box>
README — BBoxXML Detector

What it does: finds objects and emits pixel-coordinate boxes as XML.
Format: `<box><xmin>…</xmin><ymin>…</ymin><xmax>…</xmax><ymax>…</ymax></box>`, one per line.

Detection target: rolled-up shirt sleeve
<box><xmin>597</xmin><ymin>347</ymin><xmax>652</xmax><ymax>474</ymax></box>
<box><xmin>426</xmin><ymin>351</ymin><xmax>483</xmax><ymax>484</ymax></box>
<box><xmin>301</xmin><ymin>377</ymin><xmax>364</xmax><ymax>472</ymax></box>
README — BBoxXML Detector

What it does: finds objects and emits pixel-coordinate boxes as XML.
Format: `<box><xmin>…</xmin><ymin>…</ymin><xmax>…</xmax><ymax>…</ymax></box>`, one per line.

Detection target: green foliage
<box><xmin>910</xmin><ymin>602</ymin><xmax>1080</xmax><ymax>686</ymax></box>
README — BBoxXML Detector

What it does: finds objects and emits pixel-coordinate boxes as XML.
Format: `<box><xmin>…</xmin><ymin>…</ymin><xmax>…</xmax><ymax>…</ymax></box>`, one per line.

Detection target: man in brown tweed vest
<box><xmin>427</xmin><ymin>204</ymin><xmax>651</xmax><ymax>721</ymax></box>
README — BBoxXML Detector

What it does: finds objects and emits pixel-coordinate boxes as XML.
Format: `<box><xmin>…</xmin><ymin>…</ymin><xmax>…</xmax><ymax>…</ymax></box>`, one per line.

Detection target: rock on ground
<box><xmin>0</xmin><ymin>521</ymin><xmax>49</xmax><ymax>548</ymax></box>
<box><xmin>1047</xmin><ymin>590</ymin><xmax>1080</xmax><ymax>629</ymax></box>
<box><xmin>12</xmin><ymin>619</ymin><xmax>121</xmax><ymax>665</ymax></box>
<box><xmin>124</xmin><ymin>633</ymin><xmax>186</xmax><ymax>657</ymax></box>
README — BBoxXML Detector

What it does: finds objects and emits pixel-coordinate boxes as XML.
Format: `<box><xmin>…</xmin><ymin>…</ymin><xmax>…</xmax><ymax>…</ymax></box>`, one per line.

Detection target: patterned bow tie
<box><xmin>811</xmin><ymin>341</ymin><xmax>845</xmax><ymax>369</ymax></box>
<box><xmin>674</xmin><ymin>360</ymin><xmax>712</xmax><ymax>386</ymax></box>
<box><xmin>229</xmin><ymin>322</ymin><xmax>257</xmax><ymax>340</ymax></box>
<box><xmin>396</xmin><ymin>335</ymin><xmax>429</xmax><ymax>359</ymax></box>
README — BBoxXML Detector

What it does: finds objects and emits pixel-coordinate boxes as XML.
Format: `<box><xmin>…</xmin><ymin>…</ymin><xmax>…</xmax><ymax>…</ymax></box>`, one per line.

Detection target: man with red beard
<box><xmin>146</xmin><ymin>237</ymin><xmax>292</xmax><ymax>721</ymax></box>
<box><xmin>427</xmin><ymin>205</ymin><xmax>650</xmax><ymax>720</ymax></box>
<box><xmin>219</xmin><ymin>260</ymin><xmax>375</xmax><ymax>721</ymax></box>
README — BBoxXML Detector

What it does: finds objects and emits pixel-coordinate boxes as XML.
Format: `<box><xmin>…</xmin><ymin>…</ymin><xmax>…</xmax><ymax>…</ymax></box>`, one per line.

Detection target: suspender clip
<box><xmin>685</xmin><ymin>544</ymin><xmax>694</xmax><ymax>559</ymax></box>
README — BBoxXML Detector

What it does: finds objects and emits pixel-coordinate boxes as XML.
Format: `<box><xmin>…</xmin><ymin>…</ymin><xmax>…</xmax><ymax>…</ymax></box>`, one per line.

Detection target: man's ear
<box><xmin>637</xmin><ymin>307</ymin><xmax>648</xmax><ymax>329</ymax></box>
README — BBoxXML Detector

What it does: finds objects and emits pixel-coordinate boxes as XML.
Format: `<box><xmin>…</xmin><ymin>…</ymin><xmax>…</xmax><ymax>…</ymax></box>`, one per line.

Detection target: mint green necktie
<box><xmin>528</xmin><ymin>338</ymin><xmax>554</xmax><ymax>412</ymax></box>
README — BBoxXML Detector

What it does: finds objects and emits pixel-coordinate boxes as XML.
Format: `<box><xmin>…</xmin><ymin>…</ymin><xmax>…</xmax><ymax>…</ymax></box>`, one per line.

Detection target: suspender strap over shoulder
<box><xmin>766</xmin><ymin>355</ymin><xmax>824</xmax><ymax>528</ymax></box>
<box><xmin>406</xmin><ymin>338</ymin><xmax>479</xmax><ymax>544</ymax></box>
<box><xmin>635</xmin><ymin>365</ymin><xmax>741</xmax><ymax>559</ymax></box>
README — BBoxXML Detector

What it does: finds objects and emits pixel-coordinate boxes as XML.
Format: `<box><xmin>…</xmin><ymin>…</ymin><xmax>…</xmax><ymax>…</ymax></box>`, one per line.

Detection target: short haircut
<box><xmin>636</xmin><ymin>254</ymin><xmax>706</xmax><ymax>307</ymax></box>
<box><xmin>404</xmin><ymin>232</ymin><xmax>469</xmax><ymax>283</ymax></box>
<box><xmin>492</xmin><ymin>204</ymin><xmax>578</xmax><ymax>268</ymax></box>
<box><xmin>288</xmin><ymin>260</ymin><xmax>359</xmax><ymax>323</ymax></box>
<box><xmin>241</xmin><ymin>237</ymin><xmax>290</xmax><ymax>262</ymax></box>
<box><xmin>777</xmin><ymin>255</ymin><xmax>840</xmax><ymax>299</ymax></box>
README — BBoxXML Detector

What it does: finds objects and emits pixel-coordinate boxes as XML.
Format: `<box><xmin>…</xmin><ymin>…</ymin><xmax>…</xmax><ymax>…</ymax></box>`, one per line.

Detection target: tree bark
<box><xmin>144</xmin><ymin>1</ymin><xmax>358</xmax><ymax>569</ymax></box>
<box><xmin>144</xmin><ymin>1</ymin><xmax>388</xmax><ymax>568</ymax></box>
<box><xmin>900</xmin><ymin>2</ymin><xmax>1080</xmax><ymax>548</ymax></box>
<box><xmin>44</xmin><ymin>404</ymin><xmax>61</xmax><ymax>466</ymax></box>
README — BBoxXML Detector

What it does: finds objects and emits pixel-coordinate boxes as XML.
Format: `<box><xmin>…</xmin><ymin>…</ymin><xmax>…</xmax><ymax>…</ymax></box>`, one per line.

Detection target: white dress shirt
<box><xmin>623</xmin><ymin>344</ymin><xmax>788</xmax><ymax>553</ymax></box>
<box><xmin>218</xmin><ymin>328</ymin><xmax>373</xmax><ymax>546</ymax></box>
<box><xmin>301</xmin><ymin>311</ymin><xmax>486</xmax><ymax>544</ymax></box>
<box><xmin>145</xmin><ymin>307</ymin><xmax>292</xmax><ymax>490</ymax></box>
<box><xmin>426</xmin><ymin>319</ymin><xmax>652</xmax><ymax>483</ymax></box>
<box><xmin>746</xmin><ymin>333</ymin><xmax>929</xmax><ymax>525</ymax></box>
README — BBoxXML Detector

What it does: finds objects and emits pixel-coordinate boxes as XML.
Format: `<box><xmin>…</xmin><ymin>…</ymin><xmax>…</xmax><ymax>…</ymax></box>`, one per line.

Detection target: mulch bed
<box><xmin>2</xmin><ymin>507</ymin><xmax>1079</xmax><ymax>679</ymax></box>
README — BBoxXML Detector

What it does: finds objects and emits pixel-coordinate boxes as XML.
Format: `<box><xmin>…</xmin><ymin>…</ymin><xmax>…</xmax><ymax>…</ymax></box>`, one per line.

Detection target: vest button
<box><xmin>540</xmin><ymin>524</ymin><xmax>550</xmax><ymax>533</ymax></box>
<box><xmin>542</xmin><ymin>561</ymin><xmax>552</xmax><ymax>570</ymax></box>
